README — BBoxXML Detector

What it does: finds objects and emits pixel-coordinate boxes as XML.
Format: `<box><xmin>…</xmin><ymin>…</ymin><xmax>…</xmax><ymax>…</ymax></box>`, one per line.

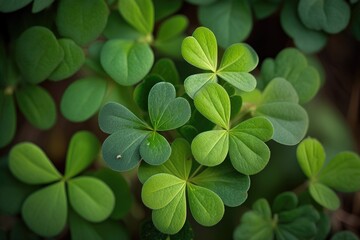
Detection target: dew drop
<box><xmin>116</xmin><ymin>154</ymin><xmax>122</xmax><ymax>160</ymax></box>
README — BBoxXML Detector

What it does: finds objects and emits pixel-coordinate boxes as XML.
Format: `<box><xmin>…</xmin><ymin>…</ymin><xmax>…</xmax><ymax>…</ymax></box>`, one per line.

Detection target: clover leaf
<box><xmin>8</xmin><ymin>131</ymin><xmax>115</xmax><ymax>237</ymax></box>
<box><xmin>99</xmin><ymin>82</ymin><xmax>191</xmax><ymax>171</ymax></box>
<box><xmin>254</xmin><ymin>78</ymin><xmax>308</xmax><ymax>145</ymax></box>
<box><xmin>139</xmin><ymin>138</ymin><xmax>250</xmax><ymax>234</ymax></box>
<box><xmin>191</xmin><ymin>82</ymin><xmax>273</xmax><ymax>175</ymax></box>
<box><xmin>296</xmin><ymin>138</ymin><xmax>360</xmax><ymax>210</ymax></box>
<box><xmin>140</xmin><ymin>219</ymin><xmax>194</xmax><ymax>240</ymax></box>
<box><xmin>182</xmin><ymin>27</ymin><xmax>258</xmax><ymax>98</ymax></box>
<box><xmin>260</xmin><ymin>48</ymin><xmax>320</xmax><ymax>103</ymax></box>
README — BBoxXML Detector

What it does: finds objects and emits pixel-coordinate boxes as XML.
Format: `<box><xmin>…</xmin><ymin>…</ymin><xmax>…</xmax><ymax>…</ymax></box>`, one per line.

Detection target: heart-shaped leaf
<box><xmin>296</xmin><ymin>137</ymin><xmax>325</xmax><ymax>179</ymax></box>
<box><xmin>22</xmin><ymin>182</ymin><xmax>67</xmax><ymax>237</ymax></box>
<box><xmin>156</xmin><ymin>15</ymin><xmax>188</xmax><ymax>43</ymax></box>
<box><xmin>140</xmin><ymin>132</ymin><xmax>171</xmax><ymax>165</ymax></box>
<box><xmin>9</xmin><ymin>143</ymin><xmax>62</xmax><ymax>184</ymax></box>
<box><xmin>309</xmin><ymin>182</ymin><xmax>340</xmax><ymax>210</ymax></box>
<box><xmin>56</xmin><ymin>0</ymin><xmax>109</xmax><ymax>45</ymax></box>
<box><xmin>184</xmin><ymin>73</ymin><xmax>217</xmax><ymax>98</ymax></box>
<box><xmin>65</xmin><ymin>131</ymin><xmax>100</xmax><ymax>178</ymax></box>
<box><xmin>251</xmin><ymin>0</ymin><xmax>281</xmax><ymax>20</ymax></box>
<box><xmin>100</xmin><ymin>39</ymin><xmax>154</xmax><ymax>86</ymax></box>
<box><xmin>0</xmin><ymin>93</ymin><xmax>16</xmax><ymax>147</ymax></box>
<box><xmin>15</xmin><ymin>85</ymin><xmax>56</xmax><ymax>130</ymax></box>
<box><xmin>15</xmin><ymin>26</ymin><xmax>64</xmax><ymax>84</ymax></box>
<box><xmin>148</xmin><ymin>82</ymin><xmax>191</xmax><ymax>131</ymax></box>
<box><xmin>118</xmin><ymin>0</ymin><xmax>154</xmax><ymax>35</ymax></box>
<box><xmin>61</xmin><ymin>77</ymin><xmax>107</xmax><ymax>122</ymax></box>
<box><xmin>272</xmin><ymin>192</ymin><xmax>298</xmax><ymax>214</ymax></box>
<box><xmin>181</xmin><ymin>27</ymin><xmax>217</xmax><ymax>72</ymax></box>
<box><xmin>68</xmin><ymin>176</ymin><xmax>115</xmax><ymax>222</ymax></box>
<box><xmin>151</xmin><ymin>58</ymin><xmax>180</xmax><ymax>85</ymax></box>
<box><xmin>49</xmin><ymin>38</ymin><xmax>85</xmax><ymax>81</ymax></box>
<box><xmin>133</xmin><ymin>74</ymin><xmax>163</xmax><ymax>111</ymax></box>
<box><xmin>219</xmin><ymin>43</ymin><xmax>258</xmax><ymax>72</ymax></box>
<box><xmin>153</xmin><ymin>0</ymin><xmax>183</xmax><ymax>21</ymax></box>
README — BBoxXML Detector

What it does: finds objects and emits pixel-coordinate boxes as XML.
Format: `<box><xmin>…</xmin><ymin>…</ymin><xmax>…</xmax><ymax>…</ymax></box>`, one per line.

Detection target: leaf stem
<box><xmin>189</xmin><ymin>164</ymin><xmax>204</xmax><ymax>179</ymax></box>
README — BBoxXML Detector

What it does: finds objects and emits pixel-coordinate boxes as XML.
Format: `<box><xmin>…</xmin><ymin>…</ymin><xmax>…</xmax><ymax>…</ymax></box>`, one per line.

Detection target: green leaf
<box><xmin>230</xmin><ymin>95</ymin><xmax>242</xmax><ymax>120</ymax></box>
<box><xmin>22</xmin><ymin>182</ymin><xmax>67</xmax><ymax>237</ymax></box>
<box><xmin>118</xmin><ymin>0</ymin><xmax>154</xmax><ymax>35</ymax></box>
<box><xmin>151</xmin><ymin>58</ymin><xmax>180</xmax><ymax>85</ymax></box>
<box><xmin>61</xmin><ymin>77</ymin><xmax>107</xmax><ymax>122</ymax></box>
<box><xmin>68</xmin><ymin>176</ymin><xmax>115</xmax><ymax>222</ymax></box>
<box><xmin>191</xmin><ymin>130</ymin><xmax>229</xmax><ymax>166</ymax></box>
<box><xmin>272</xmin><ymin>192</ymin><xmax>298</xmax><ymax>214</ymax></box>
<box><xmin>155</xmin><ymin>37</ymin><xmax>184</xmax><ymax>58</ymax></box>
<box><xmin>251</xmin><ymin>0</ymin><xmax>281</xmax><ymax>20</ymax></box>
<box><xmin>298</xmin><ymin>0</ymin><xmax>350</xmax><ymax>34</ymax></box>
<box><xmin>100</xmin><ymin>40</ymin><xmax>154</xmax><ymax>86</ymax></box>
<box><xmin>314</xmin><ymin>212</ymin><xmax>331</xmax><ymax>240</ymax></box>
<box><xmin>194</xmin><ymin>82</ymin><xmax>230</xmax><ymax>129</ymax></box>
<box><xmin>309</xmin><ymin>182</ymin><xmax>340</xmax><ymax>210</ymax></box>
<box><xmin>102</xmin><ymin>129</ymin><xmax>149</xmax><ymax>171</ymax></box>
<box><xmin>140</xmin><ymin>132</ymin><xmax>171</xmax><ymax>165</ymax></box>
<box><xmin>0</xmin><ymin>0</ymin><xmax>32</xmax><ymax>12</ymax></box>
<box><xmin>32</xmin><ymin>0</ymin><xmax>55</xmax><ymax>13</ymax></box>
<box><xmin>191</xmin><ymin>162</ymin><xmax>250</xmax><ymax>207</ymax></box>
<box><xmin>148</xmin><ymin>82</ymin><xmax>191</xmax><ymax>131</ymax></box>
<box><xmin>296</xmin><ymin>138</ymin><xmax>325</xmax><ymax>179</ymax></box>
<box><xmin>281</xmin><ymin>0</ymin><xmax>327</xmax><ymax>53</ymax></box>
<box><xmin>260</xmin><ymin>48</ymin><xmax>320</xmax><ymax>103</ymax></box>
<box><xmin>15</xmin><ymin>85</ymin><xmax>56</xmax><ymax>129</ymax></box>
<box><xmin>184</xmin><ymin>73</ymin><xmax>217</xmax><ymax>98</ymax></box>
<box><xmin>156</xmin><ymin>15</ymin><xmax>188</xmax><ymax>43</ymax></box>
<box><xmin>199</xmin><ymin>0</ymin><xmax>252</xmax><ymax>48</ymax></box>
<box><xmin>152</xmin><ymin>188</ymin><xmax>187</xmax><ymax>235</ymax></box>
<box><xmin>318</xmin><ymin>152</ymin><xmax>360</xmax><ymax>192</ymax></box>
<box><xmin>15</xmin><ymin>26</ymin><xmax>63</xmax><ymax>84</ymax></box>
<box><xmin>94</xmin><ymin>168</ymin><xmax>132</xmax><ymax>220</ymax></box>
<box><xmin>142</xmin><ymin>173</ymin><xmax>186</xmax><ymax>210</ymax></box>
<box><xmin>254</xmin><ymin>78</ymin><xmax>309</xmax><ymax>145</ymax></box>
<box><xmin>0</xmin><ymin>93</ymin><xmax>16</xmax><ymax>147</ymax></box>
<box><xmin>219</xmin><ymin>43</ymin><xmax>258</xmax><ymax>72</ymax></box>
<box><xmin>133</xmin><ymin>75</ymin><xmax>163</xmax><ymax>111</ymax></box>
<box><xmin>103</xmin><ymin>11</ymin><xmax>142</xmax><ymax>40</ymax></box>
<box><xmin>231</xmin><ymin>116</ymin><xmax>273</xmax><ymax>141</ymax></box>
<box><xmin>99</xmin><ymin>102</ymin><xmax>148</xmax><ymax>134</ymax></box>
<box><xmin>187</xmin><ymin>183</ymin><xmax>224</xmax><ymax>226</ymax></box>
<box><xmin>56</xmin><ymin>0</ymin><xmax>109</xmax><ymax>45</ymax></box>
<box><xmin>9</xmin><ymin>143</ymin><xmax>62</xmax><ymax>184</ymax></box>
<box><xmin>140</xmin><ymin>219</ymin><xmax>194</xmax><ymax>240</ymax></box>
<box><xmin>48</xmin><ymin>39</ymin><xmax>85</xmax><ymax>81</ymax></box>
<box><xmin>331</xmin><ymin>231</ymin><xmax>359</xmax><ymax>240</ymax></box>
<box><xmin>181</xmin><ymin>27</ymin><xmax>218</xmax><ymax>72</ymax></box>
<box><xmin>153</xmin><ymin>0</ymin><xmax>182</xmax><ymax>21</ymax></box>
<box><xmin>65</xmin><ymin>131</ymin><xmax>100</xmax><ymax>178</ymax></box>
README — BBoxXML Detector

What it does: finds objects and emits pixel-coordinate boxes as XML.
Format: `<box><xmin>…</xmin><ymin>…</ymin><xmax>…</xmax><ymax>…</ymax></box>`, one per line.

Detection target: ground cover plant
<box><xmin>0</xmin><ymin>0</ymin><xmax>360</xmax><ymax>239</ymax></box>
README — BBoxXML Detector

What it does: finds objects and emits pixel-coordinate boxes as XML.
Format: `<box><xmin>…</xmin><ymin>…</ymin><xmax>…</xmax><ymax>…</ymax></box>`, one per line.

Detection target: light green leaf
<box><xmin>309</xmin><ymin>182</ymin><xmax>340</xmax><ymax>210</ymax></box>
<box><xmin>32</xmin><ymin>0</ymin><xmax>55</xmax><ymax>13</ymax></box>
<box><xmin>156</xmin><ymin>15</ymin><xmax>188</xmax><ymax>43</ymax></box>
<box><xmin>191</xmin><ymin>130</ymin><xmax>229</xmax><ymax>167</ymax></box>
<box><xmin>56</xmin><ymin>0</ymin><xmax>109</xmax><ymax>45</ymax></box>
<box><xmin>0</xmin><ymin>93</ymin><xmax>16</xmax><ymax>147</ymax></box>
<box><xmin>142</xmin><ymin>173</ymin><xmax>186</xmax><ymax>210</ymax></box>
<box><xmin>229</xmin><ymin>132</ymin><xmax>270</xmax><ymax>175</ymax></box>
<box><xmin>152</xmin><ymin>188</ymin><xmax>187</xmax><ymax>235</ymax></box>
<box><xmin>65</xmin><ymin>131</ymin><xmax>100</xmax><ymax>178</ymax></box>
<box><xmin>199</xmin><ymin>0</ymin><xmax>252</xmax><ymax>48</ymax></box>
<box><xmin>296</xmin><ymin>138</ymin><xmax>325</xmax><ymax>179</ymax></box>
<box><xmin>255</xmin><ymin>78</ymin><xmax>309</xmax><ymax>145</ymax></box>
<box><xmin>154</xmin><ymin>0</ymin><xmax>182</xmax><ymax>21</ymax></box>
<box><xmin>184</xmin><ymin>73</ymin><xmax>217</xmax><ymax>98</ymax></box>
<box><xmin>101</xmin><ymin>40</ymin><xmax>154</xmax><ymax>86</ymax></box>
<box><xmin>187</xmin><ymin>183</ymin><xmax>224</xmax><ymax>226</ymax></box>
<box><xmin>260</xmin><ymin>48</ymin><xmax>320</xmax><ymax>103</ymax></box>
<box><xmin>0</xmin><ymin>0</ymin><xmax>32</xmax><ymax>12</ymax></box>
<box><xmin>181</xmin><ymin>27</ymin><xmax>217</xmax><ymax>71</ymax></box>
<box><xmin>231</xmin><ymin>116</ymin><xmax>273</xmax><ymax>141</ymax></box>
<box><xmin>194</xmin><ymin>82</ymin><xmax>230</xmax><ymax>129</ymax></box>
<box><xmin>281</xmin><ymin>0</ymin><xmax>327</xmax><ymax>53</ymax></box>
<box><xmin>298</xmin><ymin>0</ymin><xmax>350</xmax><ymax>34</ymax></box>
<box><xmin>68</xmin><ymin>176</ymin><xmax>115</xmax><ymax>222</ymax></box>
<box><xmin>318</xmin><ymin>152</ymin><xmax>360</xmax><ymax>192</ymax></box>
<box><xmin>191</xmin><ymin>162</ymin><xmax>250</xmax><ymax>207</ymax></box>
<box><xmin>219</xmin><ymin>43</ymin><xmax>258</xmax><ymax>72</ymax></box>
<box><xmin>151</xmin><ymin>58</ymin><xmax>180</xmax><ymax>85</ymax></box>
<box><xmin>9</xmin><ymin>143</ymin><xmax>62</xmax><ymax>184</ymax></box>
<box><xmin>15</xmin><ymin>26</ymin><xmax>63</xmax><ymax>84</ymax></box>
<box><xmin>140</xmin><ymin>132</ymin><xmax>171</xmax><ymax>165</ymax></box>
<box><xmin>49</xmin><ymin>38</ymin><xmax>85</xmax><ymax>81</ymax></box>
<box><xmin>219</xmin><ymin>71</ymin><xmax>257</xmax><ymax>92</ymax></box>
<box><xmin>118</xmin><ymin>0</ymin><xmax>154</xmax><ymax>35</ymax></box>
<box><xmin>102</xmin><ymin>129</ymin><xmax>149</xmax><ymax>171</ymax></box>
<box><xmin>22</xmin><ymin>182</ymin><xmax>67</xmax><ymax>237</ymax></box>
<box><xmin>148</xmin><ymin>82</ymin><xmax>191</xmax><ymax>131</ymax></box>
<box><xmin>61</xmin><ymin>77</ymin><xmax>107</xmax><ymax>122</ymax></box>
<box><xmin>15</xmin><ymin>85</ymin><xmax>56</xmax><ymax>129</ymax></box>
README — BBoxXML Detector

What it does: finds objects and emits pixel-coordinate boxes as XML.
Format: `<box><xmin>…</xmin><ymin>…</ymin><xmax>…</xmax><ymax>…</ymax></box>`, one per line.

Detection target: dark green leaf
<box><xmin>230</xmin><ymin>96</ymin><xmax>242</xmax><ymax>119</ymax></box>
<box><xmin>0</xmin><ymin>0</ymin><xmax>32</xmax><ymax>12</ymax></box>
<box><xmin>140</xmin><ymin>132</ymin><xmax>171</xmax><ymax>165</ymax></box>
<box><xmin>133</xmin><ymin>74</ymin><xmax>163</xmax><ymax>111</ymax></box>
<box><xmin>251</xmin><ymin>0</ymin><xmax>281</xmax><ymax>20</ymax></box>
<box><xmin>178</xmin><ymin>125</ymin><xmax>198</xmax><ymax>142</ymax></box>
<box><xmin>15</xmin><ymin>85</ymin><xmax>56</xmax><ymax>129</ymax></box>
<box><xmin>56</xmin><ymin>0</ymin><xmax>109</xmax><ymax>45</ymax></box>
<box><xmin>0</xmin><ymin>93</ymin><xmax>16</xmax><ymax>147</ymax></box>
<box><xmin>314</xmin><ymin>212</ymin><xmax>331</xmax><ymax>240</ymax></box>
<box><xmin>32</xmin><ymin>0</ymin><xmax>54</xmax><ymax>13</ymax></box>
<box><xmin>331</xmin><ymin>231</ymin><xmax>359</xmax><ymax>240</ymax></box>
<box><xmin>154</xmin><ymin>0</ymin><xmax>182</xmax><ymax>21</ymax></box>
<box><xmin>15</xmin><ymin>26</ymin><xmax>64</xmax><ymax>84</ymax></box>
<box><xmin>151</xmin><ymin>58</ymin><xmax>180</xmax><ymax>85</ymax></box>
<box><xmin>61</xmin><ymin>77</ymin><xmax>107</xmax><ymax>122</ymax></box>
<box><xmin>272</xmin><ymin>192</ymin><xmax>298</xmax><ymax>214</ymax></box>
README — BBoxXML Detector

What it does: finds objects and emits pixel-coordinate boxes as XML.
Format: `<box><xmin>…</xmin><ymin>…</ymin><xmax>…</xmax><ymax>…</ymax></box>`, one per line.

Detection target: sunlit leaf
<box><xmin>296</xmin><ymin>137</ymin><xmax>325</xmax><ymax>178</ymax></box>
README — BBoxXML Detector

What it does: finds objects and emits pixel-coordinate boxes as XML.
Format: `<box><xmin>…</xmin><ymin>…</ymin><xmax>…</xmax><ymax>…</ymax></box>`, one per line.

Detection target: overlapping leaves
<box><xmin>181</xmin><ymin>27</ymin><xmax>258</xmax><ymax>98</ymax></box>
<box><xmin>9</xmin><ymin>131</ymin><xmax>115</xmax><ymax>237</ymax></box>
<box><xmin>99</xmin><ymin>82</ymin><xmax>191</xmax><ymax>171</ymax></box>
<box><xmin>191</xmin><ymin>82</ymin><xmax>273</xmax><ymax>175</ymax></box>
<box><xmin>296</xmin><ymin>138</ymin><xmax>360</xmax><ymax>210</ymax></box>
<box><xmin>139</xmin><ymin>138</ymin><xmax>250</xmax><ymax>234</ymax></box>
